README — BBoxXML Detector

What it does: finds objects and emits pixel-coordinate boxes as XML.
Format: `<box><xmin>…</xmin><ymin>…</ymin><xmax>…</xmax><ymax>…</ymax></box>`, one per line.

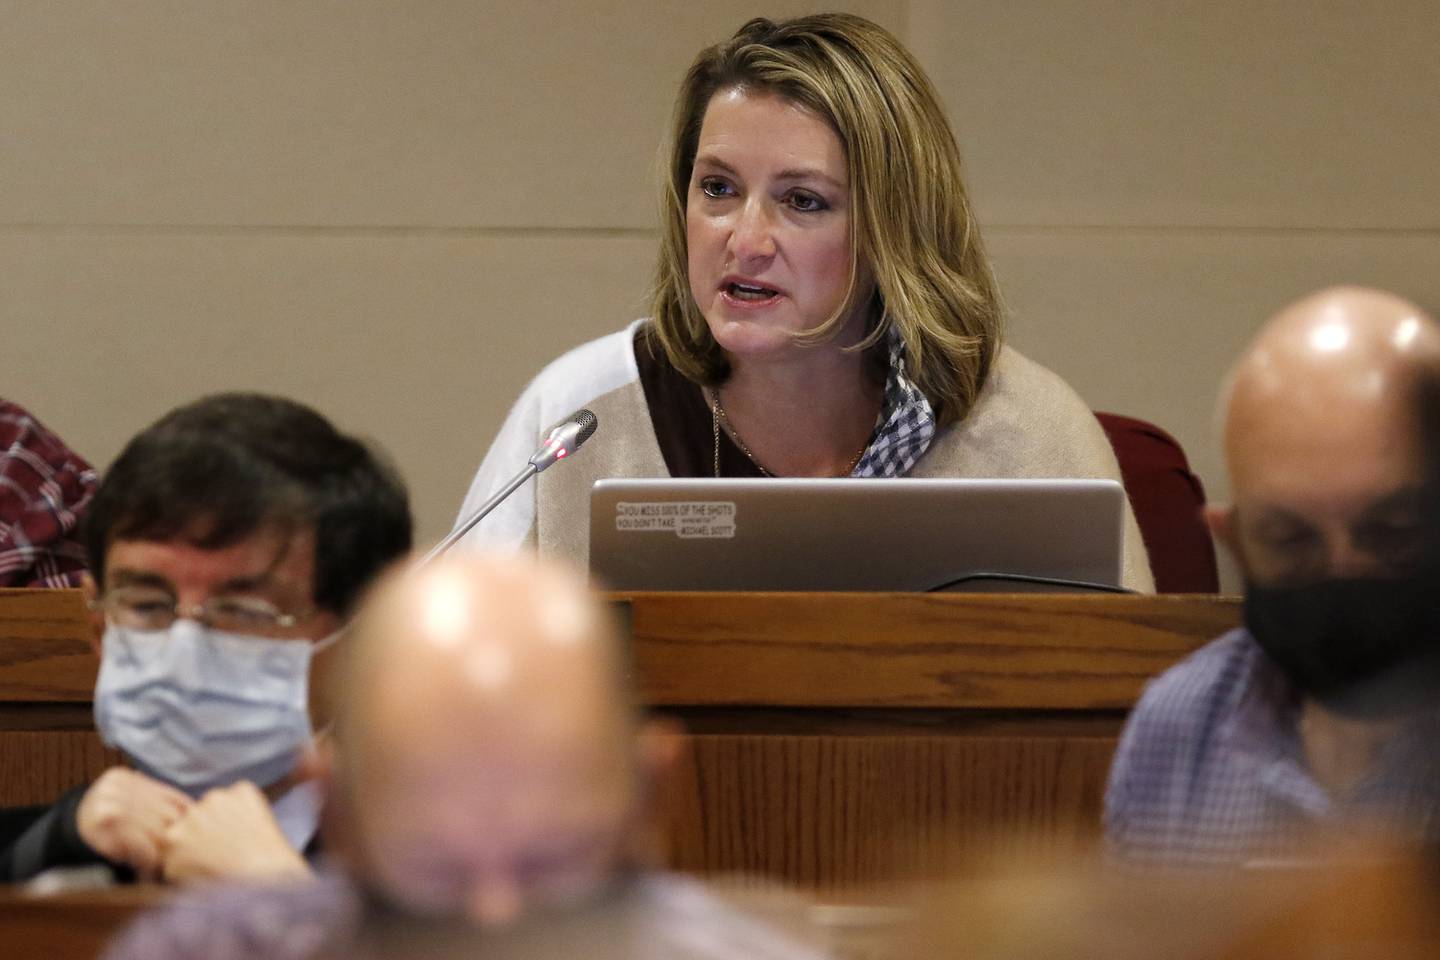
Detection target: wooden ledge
<box><xmin>613</xmin><ymin>592</ymin><xmax>1239</xmax><ymax>710</ymax></box>
<box><xmin>0</xmin><ymin>589</ymin><xmax>1240</xmax><ymax>711</ymax></box>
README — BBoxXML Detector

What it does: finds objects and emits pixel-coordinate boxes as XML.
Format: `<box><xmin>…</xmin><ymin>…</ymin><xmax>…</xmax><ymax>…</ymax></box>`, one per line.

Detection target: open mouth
<box><xmin>724</xmin><ymin>281</ymin><xmax>781</xmax><ymax>302</ymax></box>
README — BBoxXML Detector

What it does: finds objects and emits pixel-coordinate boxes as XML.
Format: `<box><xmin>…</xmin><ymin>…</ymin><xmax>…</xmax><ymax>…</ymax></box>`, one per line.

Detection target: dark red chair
<box><xmin>1096</xmin><ymin>413</ymin><xmax>1219</xmax><ymax>593</ymax></box>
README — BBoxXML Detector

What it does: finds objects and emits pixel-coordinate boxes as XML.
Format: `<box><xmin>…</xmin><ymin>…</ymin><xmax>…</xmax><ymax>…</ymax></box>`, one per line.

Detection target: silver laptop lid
<box><xmin>589</xmin><ymin>478</ymin><xmax>1126</xmax><ymax>592</ymax></box>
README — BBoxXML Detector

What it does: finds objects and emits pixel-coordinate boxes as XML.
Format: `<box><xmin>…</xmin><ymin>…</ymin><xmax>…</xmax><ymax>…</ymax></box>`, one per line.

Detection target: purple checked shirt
<box><xmin>1104</xmin><ymin>629</ymin><xmax>1440</xmax><ymax>867</ymax></box>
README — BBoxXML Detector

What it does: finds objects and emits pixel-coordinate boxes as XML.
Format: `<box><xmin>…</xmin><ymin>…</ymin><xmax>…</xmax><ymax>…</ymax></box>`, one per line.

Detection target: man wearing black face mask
<box><xmin>1104</xmin><ymin>286</ymin><xmax>1440</xmax><ymax>867</ymax></box>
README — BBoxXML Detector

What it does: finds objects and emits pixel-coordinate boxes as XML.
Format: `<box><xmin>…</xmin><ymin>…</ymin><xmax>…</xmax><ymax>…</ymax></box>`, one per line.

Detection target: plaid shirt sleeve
<box><xmin>0</xmin><ymin>400</ymin><xmax>97</xmax><ymax>588</ymax></box>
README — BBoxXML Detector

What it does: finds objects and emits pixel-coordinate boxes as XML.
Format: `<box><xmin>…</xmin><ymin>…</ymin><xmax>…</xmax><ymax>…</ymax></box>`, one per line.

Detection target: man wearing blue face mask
<box><xmin>0</xmin><ymin>393</ymin><xmax>412</xmax><ymax>884</ymax></box>
<box><xmin>1104</xmin><ymin>287</ymin><xmax>1440</xmax><ymax>867</ymax></box>
<box><xmin>104</xmin><ymin>554</ymin><xmax>829</xmax><ymax>960</ymax></box>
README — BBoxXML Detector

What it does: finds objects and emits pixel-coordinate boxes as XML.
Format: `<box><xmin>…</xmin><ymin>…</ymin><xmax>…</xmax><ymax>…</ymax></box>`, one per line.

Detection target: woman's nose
<box><xmin>727</xmin><ymin>198</ymin><xmax>777</xmax><ymax>264</ymax></box>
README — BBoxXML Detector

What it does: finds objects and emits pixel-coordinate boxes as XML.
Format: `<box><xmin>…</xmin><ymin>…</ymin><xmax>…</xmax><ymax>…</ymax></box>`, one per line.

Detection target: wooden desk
<box><xmin>620</xmin><ymin>591</ymin><xmax>1238</xmax><ymax>887</ymax></box>
<box><xmin>0</xmin><ymin>589</ymin><xmax>119</xmax><ymax>809</ymax></box>
<box><xmin>0</xmin><ymin>588</ymin><xmax>1240</xmax><ymax>889</ymax></box>
<box><xmin>0</xmin><ymin>887</ymin><xmax>164</xmax><ymax>960</ymax></box>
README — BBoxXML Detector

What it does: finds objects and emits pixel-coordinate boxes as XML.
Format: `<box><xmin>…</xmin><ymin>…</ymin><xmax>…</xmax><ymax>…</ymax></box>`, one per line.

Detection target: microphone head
<box><xmin>530</xmin><ymin>409</ymin><xmax>600</xmax><ymax>472</ymax></box>
<box><xmin>570</xmin><ymin>408</ymin><xmax>599</xmax><ymax>447</ymax></box>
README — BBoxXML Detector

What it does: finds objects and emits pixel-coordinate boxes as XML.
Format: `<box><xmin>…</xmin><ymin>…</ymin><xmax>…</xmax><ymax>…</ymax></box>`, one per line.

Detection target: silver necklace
<box><xmin>709</xmin><ymin>389</ymin><xmax>866</xmax><ymax>478</ymax></box>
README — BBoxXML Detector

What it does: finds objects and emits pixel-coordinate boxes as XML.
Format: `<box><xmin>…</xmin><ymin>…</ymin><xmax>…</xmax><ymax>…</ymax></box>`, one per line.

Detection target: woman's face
<box><xmin>686</xmin><ymin>87</ymin><xmax>865</xmax><ymax>365</ymax></box>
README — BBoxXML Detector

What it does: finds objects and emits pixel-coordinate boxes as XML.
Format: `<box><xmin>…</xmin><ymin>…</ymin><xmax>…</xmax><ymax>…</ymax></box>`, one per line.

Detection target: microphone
<box><xmin>529</xmin><ymin>408</ymin><xmax>599</xmax><ymax>473</ymax></box>
<box><xmin>423</xmin><ymin>409</ymin><xmax>599</xmax><ymax>563</ymax></box>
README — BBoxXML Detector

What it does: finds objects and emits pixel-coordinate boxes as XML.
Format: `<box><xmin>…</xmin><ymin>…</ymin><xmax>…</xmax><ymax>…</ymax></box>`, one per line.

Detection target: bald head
<box><xmin>1217</xmin><ymin>286</ymin><xmax>1440</xmax><ymax>584</ymax></box>
<box><xmin>341</xmin><ymin>554</ymin><xmax>631</xmax><ymax>757</ymax></box>
<box><xmin>327</xmin><ymin>554</ymin><xmax>650</xmax><ymax>928</ymax></box>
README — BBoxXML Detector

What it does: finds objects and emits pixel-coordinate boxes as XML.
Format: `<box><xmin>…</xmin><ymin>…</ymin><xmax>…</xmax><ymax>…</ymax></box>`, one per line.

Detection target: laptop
<box><xmin>588</xmin><ymin>478</ymin><xmax>1127</xmax><ymax>592</ymax></box>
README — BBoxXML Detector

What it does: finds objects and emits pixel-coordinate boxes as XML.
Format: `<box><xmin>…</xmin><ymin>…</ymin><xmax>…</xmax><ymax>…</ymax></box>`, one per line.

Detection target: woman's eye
<box><xmin>698</xmin><ymin>177</ymin><xmax>733</xmax><ymax>199</ymax></box>
<box><xmin>786</xmin><ymin>191</ymin><xmax>827</xmax><ymax>212</ymax></box>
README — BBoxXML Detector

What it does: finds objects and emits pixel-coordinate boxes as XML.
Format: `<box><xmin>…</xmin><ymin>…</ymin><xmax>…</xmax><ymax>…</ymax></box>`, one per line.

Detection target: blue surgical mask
<box><xmin>93</xmin><ymin>619</ymin><xmax>337</xmax><ymax>793</ymax></box>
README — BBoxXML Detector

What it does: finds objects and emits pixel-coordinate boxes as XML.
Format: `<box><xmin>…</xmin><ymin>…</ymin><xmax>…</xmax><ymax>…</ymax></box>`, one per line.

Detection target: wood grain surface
<box><xmin>664</xmin><ymin>727</ymin><xmax>1121</xmax><ymax>888</ymax></box>
<box><xmin>0</xmin><ymin>589</ymin><xmax>93</xmax><ymax>702</ymax></box>
<box><xmin>620</xmin><ymin>592</ymin><xmax>1239</xmax><ymax>709</ymax></box>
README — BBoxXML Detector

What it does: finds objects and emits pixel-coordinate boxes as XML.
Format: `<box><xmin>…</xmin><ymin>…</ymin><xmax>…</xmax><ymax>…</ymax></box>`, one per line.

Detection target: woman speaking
<box><xmin>454</xmin><ymin>13</ymin><xmax>1152</xmax><ymax>591</ymax></box>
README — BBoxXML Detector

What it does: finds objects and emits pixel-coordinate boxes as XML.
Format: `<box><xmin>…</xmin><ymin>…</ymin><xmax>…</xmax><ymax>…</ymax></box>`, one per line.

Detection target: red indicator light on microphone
<box><xmin>556</xmin><ymin>449</ymin><xmax>567</xmax><ymax>458</ymax></box>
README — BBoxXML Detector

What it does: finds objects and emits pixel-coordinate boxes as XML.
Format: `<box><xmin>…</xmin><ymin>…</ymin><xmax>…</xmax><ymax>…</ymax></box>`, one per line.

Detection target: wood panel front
<box><xmin>0</xmin><ymin>728</ymin><xmax>119</xmax><ymax>809</ymax></box>
<box><xmin>620</xmin><ymin>592</ymin><xmax>1237</xmax><ymax>887</ymax></box>
<box><xmin>665</xmin><ymin>718</ymin><xmax>1122</xmax><ymax>889</ymax></box>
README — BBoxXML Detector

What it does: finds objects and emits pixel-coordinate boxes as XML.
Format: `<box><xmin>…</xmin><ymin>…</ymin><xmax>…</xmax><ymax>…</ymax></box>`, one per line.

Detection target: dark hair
<box><xmin>83</xmin><ymin>393</ymin><xmax>412</xmax><ymax>616</ymax></box>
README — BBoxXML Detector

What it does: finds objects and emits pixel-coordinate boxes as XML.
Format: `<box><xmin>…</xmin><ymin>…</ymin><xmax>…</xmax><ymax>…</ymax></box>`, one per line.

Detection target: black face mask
<box><xmin>1243</xmin><ymin>576</ymin><xmax>1440</xmax><ymax>719</ymax></box>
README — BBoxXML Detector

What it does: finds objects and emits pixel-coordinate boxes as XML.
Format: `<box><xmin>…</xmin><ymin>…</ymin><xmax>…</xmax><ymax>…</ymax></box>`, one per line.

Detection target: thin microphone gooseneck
<box><xmin>422</xmin><ymin>409</ymin><xmax>598</xmax><ymax>564</ymax></box>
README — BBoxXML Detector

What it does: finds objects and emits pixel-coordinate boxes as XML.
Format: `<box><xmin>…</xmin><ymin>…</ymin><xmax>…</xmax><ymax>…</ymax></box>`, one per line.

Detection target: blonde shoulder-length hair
<box><xmin>649</xmin><ymin>13</ymin><xmax>1002</xmax><ymax>427</ymax></box>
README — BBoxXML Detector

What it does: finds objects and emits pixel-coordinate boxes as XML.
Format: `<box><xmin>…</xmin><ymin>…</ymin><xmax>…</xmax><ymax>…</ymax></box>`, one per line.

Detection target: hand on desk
<box><xmin>76</xmin><ymin>767</ymin><xmax>192</xmax><ymax>882</ymax></box>
<box><xmin>160</xmin><ymin>780</ymin><xmax>311</xmax><ymax>884</ymax></box>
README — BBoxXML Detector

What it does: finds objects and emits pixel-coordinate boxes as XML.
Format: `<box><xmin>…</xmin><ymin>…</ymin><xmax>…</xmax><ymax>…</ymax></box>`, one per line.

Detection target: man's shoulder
<box><xmin>1104</xmin><ymin>630</ymin><xmax>1265</xmax><ymax>846</ymax></box>
<box><xmin>102</xmin><ymin>871</ymin><xmax>356</xmax><ymax>960</ymax></box>
<box><xmin>1108</xmin><ymin>628</ymin><xmax>1266</xmax><ymax>809</ymax></box>
<box><xmin>1130</xmin><ymin>628</ymin><xmax>1263</xmax><ymax>734</ymax></box>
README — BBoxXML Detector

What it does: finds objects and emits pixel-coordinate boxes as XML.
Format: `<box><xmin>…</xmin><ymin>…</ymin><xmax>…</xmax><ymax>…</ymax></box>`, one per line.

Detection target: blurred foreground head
<box><xmin>321</xmin><ymin>553</ymin><xmax>671</xmax><ymax>928</ymax></box>
<box><xmin>1212</xmin><ymin>286</ymin><xmax>1440</xmax><ymax>715</ymax></box>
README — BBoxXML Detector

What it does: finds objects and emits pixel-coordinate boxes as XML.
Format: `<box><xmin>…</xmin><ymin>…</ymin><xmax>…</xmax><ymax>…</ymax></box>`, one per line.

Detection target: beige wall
<box><xmin>4</xmin><ymin>2</ymin><xmax>1437</xmax><ymax>590</ymax></box>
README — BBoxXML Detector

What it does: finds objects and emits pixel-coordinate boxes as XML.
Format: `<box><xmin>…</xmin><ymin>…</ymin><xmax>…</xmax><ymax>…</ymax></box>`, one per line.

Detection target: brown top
<box><xmin>632</xmin><ymin>327</ymin><xmax>764</xmax><ymax>479</ymax></box>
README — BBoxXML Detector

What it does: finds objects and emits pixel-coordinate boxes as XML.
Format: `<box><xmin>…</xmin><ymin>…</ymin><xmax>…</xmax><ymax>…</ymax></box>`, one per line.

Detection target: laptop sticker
<box><xmin>614</xmin><ymin>501</ymin><xmax>736</xmax><ymax>539</ymax></box>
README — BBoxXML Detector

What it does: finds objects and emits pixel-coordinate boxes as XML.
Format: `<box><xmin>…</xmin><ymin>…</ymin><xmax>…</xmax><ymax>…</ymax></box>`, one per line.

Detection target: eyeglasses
<box><xmin>91</xmin><ymin>586</ymin><xmax>315</xmax><ymax>635</ymax></box>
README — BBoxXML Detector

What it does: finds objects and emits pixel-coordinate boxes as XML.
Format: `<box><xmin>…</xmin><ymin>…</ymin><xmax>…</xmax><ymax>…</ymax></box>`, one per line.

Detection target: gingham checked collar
<box><xmin>851</xmin><ymin>331</ymin><xmax>936</xmax><ymax>477</ymax></box>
